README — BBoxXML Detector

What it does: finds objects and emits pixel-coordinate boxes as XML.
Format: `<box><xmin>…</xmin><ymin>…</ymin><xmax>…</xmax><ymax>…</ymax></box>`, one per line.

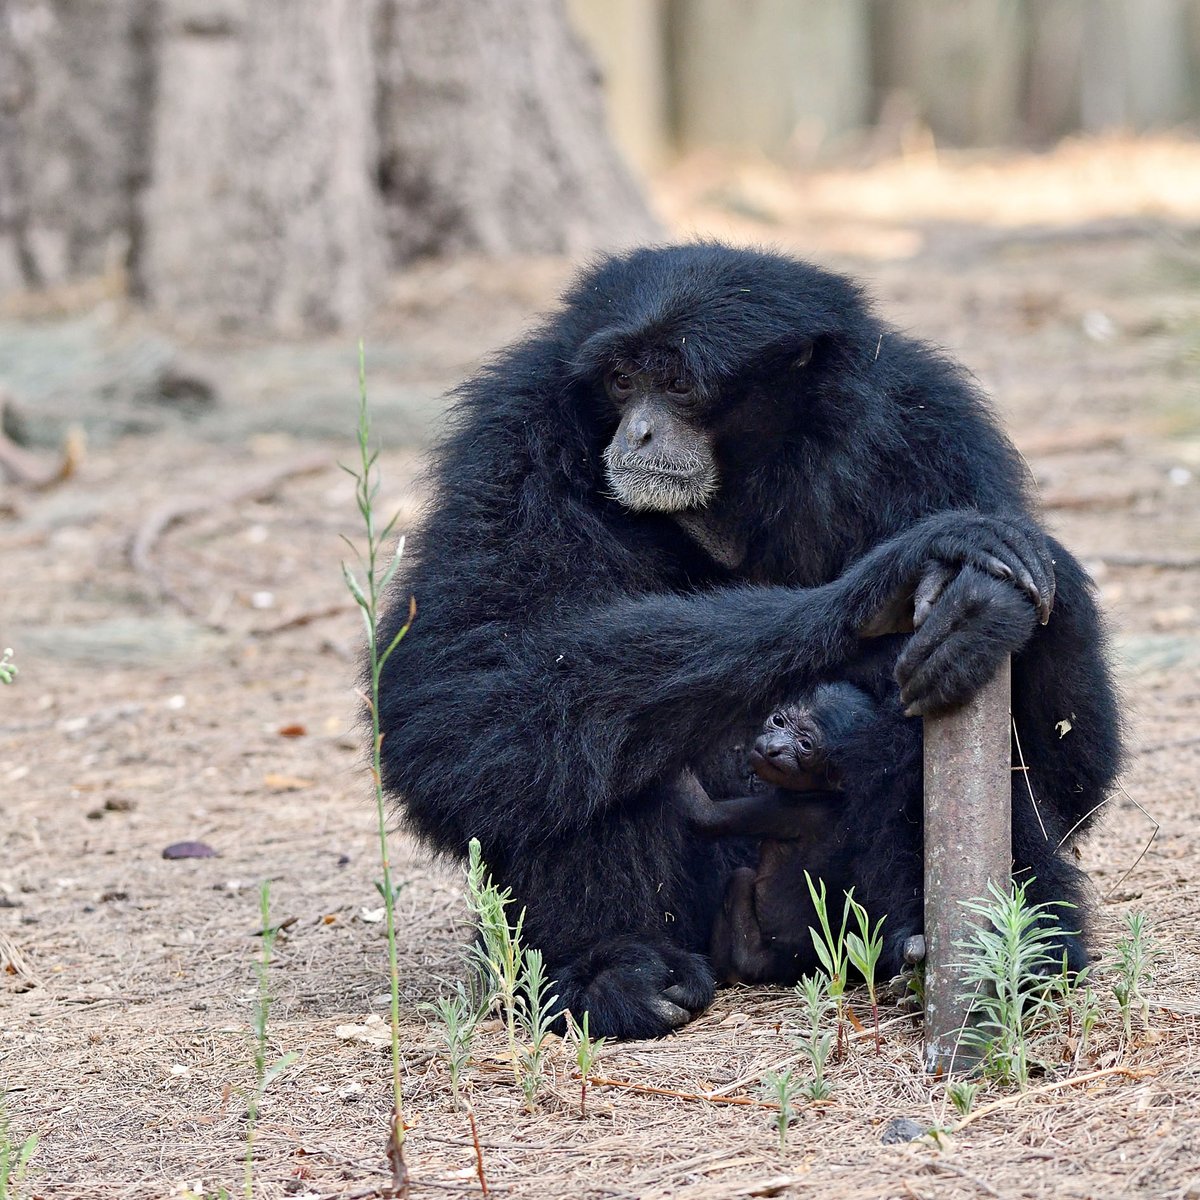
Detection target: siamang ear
<box><xmin>791</xmin><ymin>339</ymin><xmax>815</xmax><ymax>370</ymax></box>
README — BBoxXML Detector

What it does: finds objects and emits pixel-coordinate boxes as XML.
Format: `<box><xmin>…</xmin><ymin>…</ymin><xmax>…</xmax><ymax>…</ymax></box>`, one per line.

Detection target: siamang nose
<box><xmin>626</xmin><ymin>416</ymin><xmax>653</xmax><ymax>449</ymax></box>
<box><xmin>761</xmin><ymin>736</ymin><xmax>789</xmax><ymax>760</ymax></box>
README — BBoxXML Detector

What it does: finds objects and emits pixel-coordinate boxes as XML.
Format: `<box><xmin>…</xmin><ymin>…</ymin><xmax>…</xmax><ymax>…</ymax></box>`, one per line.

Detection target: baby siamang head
<box><xmin>562</xmin><ymin>243</ymin><xmax>874</xmax><ymax>514</ymax></box>
<box><xmin>751</xmin><ymin>682</ymin><xmax>879</xmax><ymax>791</ymax></box>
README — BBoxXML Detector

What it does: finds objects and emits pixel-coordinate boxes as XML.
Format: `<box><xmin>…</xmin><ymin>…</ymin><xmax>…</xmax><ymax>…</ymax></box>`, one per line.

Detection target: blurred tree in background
<box><xmin>0</xmin><ymin>0</ymin><xmax>657</xmax><ymax>334</ymax></box>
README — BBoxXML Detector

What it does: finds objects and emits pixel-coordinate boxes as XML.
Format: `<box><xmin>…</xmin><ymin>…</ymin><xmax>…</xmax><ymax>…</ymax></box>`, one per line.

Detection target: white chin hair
<box><xmin>608</xmin><ymin>467</ymin><xmax>717</xmax><ymax>513</ymax></box>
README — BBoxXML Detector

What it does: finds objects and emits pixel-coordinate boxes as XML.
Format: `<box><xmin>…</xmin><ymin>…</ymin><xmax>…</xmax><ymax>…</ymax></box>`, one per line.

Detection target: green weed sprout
<box><xmin>1112</xmin><ymin>911</ymin><xmax>1162</xmax><ymax>1042</ymax></box>
<box><xmin>466</xmin><ymin>837</ymin><xmax>527</xmax><ymax>1084</ymax></box>
<box><xmin>244</xmin><ymin>882</ymin><xmax>299</xmax><ymax>1200</ymax></box>
<box><xmin>566</xmin><ymin>1010</ymin><xmax>606</xmax><ymax>1117</ymax></box>
<box><xmin>947</xmin><ymin>1079</ymin><xmax>979</xmax><ymax>1118</ymax></box>
<box><xmin>0</xmin><ymin>649</ymin><xmax>16</xmax><ymax>686</ymax></box>
<box><xmin>0</xmin><ymin>1095</ymin><xmax>38</xmax><ymax>1200</ymax></box>
<box><xmin>515</xmin><ymin>948</ymin><xmax>559</xmax><ymax>1113</ymax></box>
<box><xmin>760</xmin><ymin>1068</ymin><xmax>802</xmax><ymax>1152</ymax></box>
<box><xmin>954</xmin><ymin>879</ymin><xmax>1073</xmax><ymax>1090</ymax></box>
<box><xmin>426</xmin><ymin>981</ymin><xmax>481</xmax><ymax>1111</ymax></box>
<box><xmin>342</xmin><ymin>343</ymin><xmax>413</xmax><ymax>1195</ymax></box>
<box><xmin>794</xmin><ymin>973</ymin><xmax>834</xmax><ymax>1101</ymax></box>
<box><xmin>804</xmin><ymin>872</ymin><xmax>852</xmax><ymax>1059</ymax></box>
<box><xmin>844</xmin><ymin>893</ymin><xmax>886</xmax><ymax>1054</ymax></box>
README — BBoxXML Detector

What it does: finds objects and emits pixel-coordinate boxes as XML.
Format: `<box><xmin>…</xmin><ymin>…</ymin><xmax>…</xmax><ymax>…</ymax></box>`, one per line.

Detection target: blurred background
<box><xmin>4</xmin><ymin>1</ymin><xmax>1200</xmax><ymax>340</ymax></box>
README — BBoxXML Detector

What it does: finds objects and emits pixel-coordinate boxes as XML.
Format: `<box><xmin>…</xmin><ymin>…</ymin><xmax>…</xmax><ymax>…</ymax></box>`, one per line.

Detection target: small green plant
<box><xmin>804</xmin><ymin>872</ymin><xmax>852</xmax><ymax>1058</ymax></box>
<box><xmin>954</xmin><ymin>879</ymin><xmax>1074</xmax><ymax>1089</ymax></box>
<box><xmin>844</xmin><ymin>893</ymin><xmax>886</xmax><ymax>1053</ymax></box>
<box><xmin>0</xmin><ymin>1094</ymin><xmax>38</xmax><ymax>1200</ymax></box>
<box><xmin>1069</xmin><ymin>982</ymin><xmax>1101</xmax><ymax>1067</ymax></box>
<box><xmin>515</xmin><ymin>948</ymin><xmax>559</xmax><ymax>1113</ymax></box>
<box><xmin>760</xmin><ymin>1068</ymin><xmax>803</xmax><ymax>1151</ymax></box>
<box><xmin>947</xmin><ymin>1079</ymin><xmax>979</xmax><ymax>1118</ymax></box>
<box><xmin>0</xmin><ymin>648</ymin><xmax>16</xmax><ymax>686</ymax></box>
<box><xmin>244</xmin><ymin>882</ymin><xmax>300</xmax><ymax>1200</ymax></box>
<box><xmin>794</xmin><ymin>973</ymin><xmax>834</xmax><ymax>1101</ymax></box>
<box><xmin>342</xmin><ymin>345</ymin><xmax>413</xmax><ymax>1196</ymax></box>
<box><xmin>566</xmin><ymin>1010</ymin><xmax>606</xmax><ymax>1117</ymax></box>
<box><xmin>426</xmin><ymin>981</ymin><xmax>481</xmax><ymax>1111</ymax></box>
<box><xmin>1111</xmin><ymin>912</ymin><xmax>1162</xmax><ymax>1042</ymax></box>
<box><xmin>465</xmin><ymin>837</ymin><xmax>527</xmax><ymax>1084</ymax></box>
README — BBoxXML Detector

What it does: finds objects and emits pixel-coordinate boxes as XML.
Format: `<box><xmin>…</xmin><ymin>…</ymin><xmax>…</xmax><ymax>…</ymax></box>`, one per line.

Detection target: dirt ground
<box><xmin>2</xmin><ymin>139</ymin><xmax>1199</xmax><ymax>1200</ymax></box>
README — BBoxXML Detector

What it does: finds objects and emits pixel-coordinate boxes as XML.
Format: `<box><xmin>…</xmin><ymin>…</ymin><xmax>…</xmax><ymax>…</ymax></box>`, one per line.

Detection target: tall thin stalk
<box><xmin>342</xmin><ymin>343</ymin><xmax>414</xmax><ymax>1197</ymax></box>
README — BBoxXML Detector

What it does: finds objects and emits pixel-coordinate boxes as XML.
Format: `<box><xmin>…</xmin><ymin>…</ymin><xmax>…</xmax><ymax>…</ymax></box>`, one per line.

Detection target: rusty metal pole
<box><xmin>922</xmin><ymin>657</ymin><xmax>1013</xmax><ymax>1075</ymax></box>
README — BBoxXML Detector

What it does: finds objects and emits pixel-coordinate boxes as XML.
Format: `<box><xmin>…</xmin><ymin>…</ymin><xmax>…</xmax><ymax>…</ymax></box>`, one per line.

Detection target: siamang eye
<box><xmin>609</xmin><ymin>371</ymin><xmax>635</xmax><ymax>398</ymax></box>
<box><xmin>792</xmin><ymin>341</ymin><xmax>814</xmax><ymax>369</ymax></box>
<box><xmin>769</xmin><ymin>712</ymin><xmax>786</xmax><ymax>729</ymax></box>
<box><xmin>796</xmin><ymin>735</ymin><xmax>815</xmax><ymax>756</ymax></box>
<box><xmin>666</xmin><ymin>378</ymin><xmax>692</xmax><ymax>396</ymax></box>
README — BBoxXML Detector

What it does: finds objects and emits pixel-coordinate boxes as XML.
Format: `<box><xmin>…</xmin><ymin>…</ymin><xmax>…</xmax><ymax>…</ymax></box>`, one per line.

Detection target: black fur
<box><xmin>375</xmin><ymin>244</ymin><xmax>1122</xmax><ymax>1039</ymax></box>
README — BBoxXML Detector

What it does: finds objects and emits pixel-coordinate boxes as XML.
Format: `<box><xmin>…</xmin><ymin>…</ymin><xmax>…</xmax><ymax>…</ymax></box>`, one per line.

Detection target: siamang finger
<box><xmin>913</xmin><ymin>563</ymin><xmax>954</xmax><ymax>630</ymax></box>
<box><xmin>973</xmin><ymin>519</ymin><xmax>1051</xmax><ymax>622</ymax></box>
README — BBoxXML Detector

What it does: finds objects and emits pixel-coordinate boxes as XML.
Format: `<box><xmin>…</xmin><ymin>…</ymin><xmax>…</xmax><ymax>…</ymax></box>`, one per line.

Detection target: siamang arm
<box><xmin>671</xmin><ymin>769</ymin><xmax>834</xmax><ymax>840</ymax></box>
<box><xmin>381</xmin><ymin>509</ymin><xmax>1052</xmax><ymax>846</ymax></box>
<box><xmin>542</xmin><ymin>510</ymin><xmax>1050</xmax><ymax>808</ymax></box>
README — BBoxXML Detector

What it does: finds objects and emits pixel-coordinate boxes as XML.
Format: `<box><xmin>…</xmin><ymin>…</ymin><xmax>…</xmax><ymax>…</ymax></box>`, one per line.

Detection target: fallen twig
<box><xmin>0</xmin><ymin>425</ymin><xmax>85</xmax><ymax>489</ymax></box>
<box><xmin>589</xmin><ymin>1074</ymin><xmax>782</xmax><ymax>1110</ymax></box>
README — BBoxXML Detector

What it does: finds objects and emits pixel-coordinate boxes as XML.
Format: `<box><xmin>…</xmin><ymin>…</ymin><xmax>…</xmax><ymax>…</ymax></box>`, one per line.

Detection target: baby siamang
<box><xmin>676</xmin><ymin>682</ymin><xmax>885</xmax><ymax>983</ymax></box>
<box><xmin>375</xmin><ymin>243</ymin><xmax>1121</xmax><ymax>1039</ymax></box>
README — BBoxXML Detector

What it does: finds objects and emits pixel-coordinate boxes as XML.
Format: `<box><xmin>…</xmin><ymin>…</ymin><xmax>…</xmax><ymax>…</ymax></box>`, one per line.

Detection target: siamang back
<box><xmin>374</xmin><ymin>243</ymin><xmax>1120</xmax><ymax>1039</ymax></box>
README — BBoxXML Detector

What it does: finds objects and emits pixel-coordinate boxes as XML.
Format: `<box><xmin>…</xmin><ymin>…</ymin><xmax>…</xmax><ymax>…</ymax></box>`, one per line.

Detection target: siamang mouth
<box><xmin>748</xmin><ymin>748</ymin><xmax>832</xmax><ymax>792</ymax></box>
<box><xmin>603</xmin><ymin>455</ymin><xmax>719</xmax><ymax>513</ymax></box>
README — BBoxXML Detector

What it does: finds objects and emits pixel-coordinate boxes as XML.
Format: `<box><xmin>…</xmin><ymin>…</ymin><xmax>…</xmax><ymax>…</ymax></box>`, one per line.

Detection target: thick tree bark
<box><xmin>136</xmin><ymin>0</ymin><xmax>385</xmax><ymax>335</ymax></box>
<box><xmin>374</xmin><ymin>0</ymin><xmax>660</xmax><ymax>261</ymax></box>
<box><xmin>0</xmin><ymin>0</ymin><xmax>148</xmax><ymax>290</ymax></box>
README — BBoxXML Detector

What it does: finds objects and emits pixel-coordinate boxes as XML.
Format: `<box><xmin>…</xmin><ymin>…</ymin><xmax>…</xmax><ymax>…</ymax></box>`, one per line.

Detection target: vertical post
<box><xmin>922</xmin><ymin>658</ymin><xmax>1012</xmax><ymax>1075</ymax></box>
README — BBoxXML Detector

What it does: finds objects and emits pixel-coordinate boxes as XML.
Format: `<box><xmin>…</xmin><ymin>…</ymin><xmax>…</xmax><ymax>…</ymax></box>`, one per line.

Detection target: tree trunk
<box><xmin>375</xmin><ymin>0</ymin><xmax>660</xmax><ymax>261</ymax></box>
<box><xmin>871</xmin><ymin>0</ymin><xmax>1028</xmax><ymax>147</ymax></box>
<box><xmin>136</xmin><ymin>0</ymin><xmax>385</xmax><ymax>335</ymax></box>
<box><xmin>669</xmin><ymin>0</ymin><xmax>871</xmax><ymax>160</ymax></box>
<box><xmin>0</xmin><ymin>0</ymin><xmax>148</xmax><ymax>290</ymax></box>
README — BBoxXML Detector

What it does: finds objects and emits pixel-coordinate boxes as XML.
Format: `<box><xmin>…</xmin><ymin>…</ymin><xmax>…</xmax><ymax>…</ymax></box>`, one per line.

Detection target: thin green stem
<box><xmin>348</xmin><ymin>342</ymin><xmax>411</xmax><ymax>1196</ymax></box>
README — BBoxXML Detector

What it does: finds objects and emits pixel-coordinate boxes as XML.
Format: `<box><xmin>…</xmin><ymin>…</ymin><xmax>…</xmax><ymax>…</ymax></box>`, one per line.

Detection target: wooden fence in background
<box><xmin>567</xmin><ymin>0</ymin><xmax>1200</xmax><ymax>169</ymax></box>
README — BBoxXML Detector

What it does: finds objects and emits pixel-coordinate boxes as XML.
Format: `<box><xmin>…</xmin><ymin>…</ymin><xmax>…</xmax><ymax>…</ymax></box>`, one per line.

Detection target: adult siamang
<box><xmin>375</xmin><ymin>243</ymin><xmax>1121</xmax><ymax>1040</ymax></box>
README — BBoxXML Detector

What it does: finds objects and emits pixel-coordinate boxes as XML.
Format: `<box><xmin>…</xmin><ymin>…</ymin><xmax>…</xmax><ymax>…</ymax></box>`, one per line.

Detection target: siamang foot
<box><xmin>895</xmin><ymin>566</ymin><xmax>1038</xmax><ymax>716</ymax></box>
<box><xmin>550</xmin><ymin>935</ymin><xmax>715</xmax><ymax>1040</ymax></box>
<box><xmin>1035</xmin><ymin>925</ymin><xmax>1090</xmax><ymax>978</ymax></box>
<box><xmin>879</xmin><ymin>925</ymin><xmax>926</xmax><ymax>978</ymax></box>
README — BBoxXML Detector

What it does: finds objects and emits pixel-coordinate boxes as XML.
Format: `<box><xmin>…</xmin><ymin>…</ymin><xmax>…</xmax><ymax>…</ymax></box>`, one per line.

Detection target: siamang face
<box><xmin>598</xmin><ymin>338</ymin><xmax>816</xmax><ymax>513</ymax></box>
<box><xmin>564</xmin><ymin>246</ymin><xmax>856</xmax><ymax>514</ymax></box>
<box><xmin>750</xmin><ymin>681</ymin><xmax>878</xmax><ymax>791</ymax></box>
<box><xmin>750</xmin><ymin>702</ymin><xmax>831</xmax><ymax>791</ymax></box>
<box><xmin>600</xmin><ymin>359</ymin><xmax>720</xmax><ymax>512</ymax></box>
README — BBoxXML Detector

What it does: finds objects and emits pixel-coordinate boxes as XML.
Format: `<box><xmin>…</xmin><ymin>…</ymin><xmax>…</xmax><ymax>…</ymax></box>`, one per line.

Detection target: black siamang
<box><xmin>676</xmin><ymin>682</ymin><xmax>879</xmax><ymax>984</ymax></box>
<box><xmin>677</xmin><ymin>667</ymin><xmax>925</xmax><ymax>985</ymax></box>
<box><xmin>376</xmin><ymin>243</ymin><xmax>1120</xmax><ymax>1040</ymax></box>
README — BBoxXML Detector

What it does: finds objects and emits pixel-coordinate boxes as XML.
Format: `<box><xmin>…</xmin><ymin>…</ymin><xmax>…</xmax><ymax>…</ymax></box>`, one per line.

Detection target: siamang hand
<box><xmin>895</xmin><ymin>564</ymin><xmax>1037</xmax><ymax>716</ymax></box>
<box><xmin>550</xmin><ymin>935</ymin><xmax>715</xmax><ymax>1040</ymax></box>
